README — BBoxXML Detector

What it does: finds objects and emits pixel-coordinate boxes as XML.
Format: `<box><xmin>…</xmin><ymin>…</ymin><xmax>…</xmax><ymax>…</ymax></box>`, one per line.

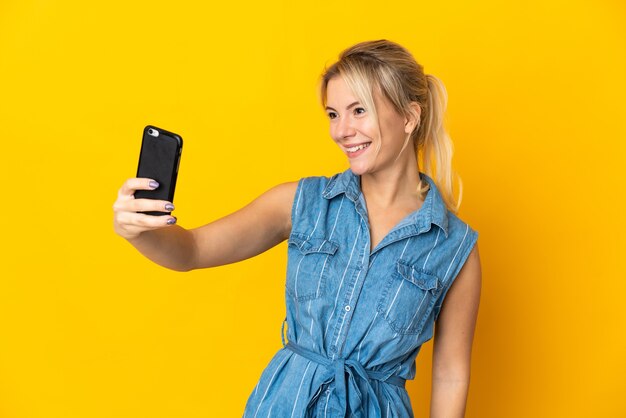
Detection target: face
<box><xmin>325</xmin><ymin>75</ymin><xmax>418</xmax><ymax>175</ymax></box>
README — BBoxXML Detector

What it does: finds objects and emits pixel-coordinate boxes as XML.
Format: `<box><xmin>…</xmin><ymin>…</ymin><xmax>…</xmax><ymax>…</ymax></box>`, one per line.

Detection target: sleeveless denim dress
<box><xmin>243</xmin><ymin>168</ymin><xmax>479</xmax><ymax>418</ymax></box>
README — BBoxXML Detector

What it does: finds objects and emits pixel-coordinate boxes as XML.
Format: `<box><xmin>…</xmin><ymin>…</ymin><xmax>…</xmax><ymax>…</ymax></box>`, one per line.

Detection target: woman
<box><xmin>113</xmin><ymin>39</ymin><xmax>481</xmax><ymax>417</ymax></box>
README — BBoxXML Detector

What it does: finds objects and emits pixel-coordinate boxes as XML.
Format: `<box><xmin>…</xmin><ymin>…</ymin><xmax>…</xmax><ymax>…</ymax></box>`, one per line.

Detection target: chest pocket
<box><xmin>376</xmin><ymin>260</ymin><xmax>443</xmax><ymax>335</ymax></box>
<box><xmin>286</xmin><ymin>232</ymin><xmax>339</xmax><ymax>302</ymax></box>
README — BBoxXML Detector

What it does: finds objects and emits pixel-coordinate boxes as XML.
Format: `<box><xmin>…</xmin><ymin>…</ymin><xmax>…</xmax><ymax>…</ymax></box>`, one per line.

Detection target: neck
<box><xmin>359</xmin><ymin>163</ymin><xmax>425</xmax><ymax>210</ymax></box>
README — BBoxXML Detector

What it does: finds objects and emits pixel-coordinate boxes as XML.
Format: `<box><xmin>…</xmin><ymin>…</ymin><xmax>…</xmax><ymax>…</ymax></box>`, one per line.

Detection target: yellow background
<box><xmin>1</xmin><ymin>0</ymin><xmax>624</xmax><ymax>417</ymax></box>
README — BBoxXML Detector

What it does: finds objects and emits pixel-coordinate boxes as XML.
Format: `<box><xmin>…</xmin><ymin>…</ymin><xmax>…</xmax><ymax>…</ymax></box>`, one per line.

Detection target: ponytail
<box><xmin>420</xmin><ymin>74</ymin><xmax>462</xmax><ymax>214</ymax></box>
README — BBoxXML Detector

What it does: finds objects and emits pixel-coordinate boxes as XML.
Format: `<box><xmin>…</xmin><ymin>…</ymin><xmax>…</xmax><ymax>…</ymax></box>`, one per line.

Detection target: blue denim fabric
<box><xmin>243</xmin><ymin>168</ymin><xmax>479</xmax><ymax>418</ymax></box>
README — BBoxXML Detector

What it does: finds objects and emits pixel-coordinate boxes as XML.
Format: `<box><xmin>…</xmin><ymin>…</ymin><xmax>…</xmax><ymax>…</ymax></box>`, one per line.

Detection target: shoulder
<box><xmin>438</xmin><ymin>210</ymin><xmax>480</xmax><ymax>289</ymax></box>
<box><xmin>430</xmin><ymin>210</ymin><xmax>481</xmax><ymax>321</ymax></box>
<box><xmin>291</xmin><ymin>172</ymin><xmax>338</xmax><ymax>207</ymax></box>
<box><xmin>445</xmin><ymin>211</ymin><xmax>481</xmax><ymax>279</ymax></box>
<box><xmin>298</xmin><ymin>173</ymin><xmax>337</xmax><ymax>194</ymax></box>
<box><xmin>443</xmin><ymin>209</ymin><xmax>479</xmax><ymax>250</ymax></box>
<box><xmin>426</xmin><ymin>209</ymin><xmax>479</xmax><ymax>286</ymax></box>
<box><xmin>266</xmin><ymin>173</ymin><xmax>337</xmax><ymax>237</ymax></box>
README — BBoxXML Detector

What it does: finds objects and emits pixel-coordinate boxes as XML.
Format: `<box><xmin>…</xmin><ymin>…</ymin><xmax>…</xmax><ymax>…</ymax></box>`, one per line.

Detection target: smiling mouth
<box><xmin>345</xmin><ymin>142</ymin><xmax>372</xmax><ymax>153</ymax></box>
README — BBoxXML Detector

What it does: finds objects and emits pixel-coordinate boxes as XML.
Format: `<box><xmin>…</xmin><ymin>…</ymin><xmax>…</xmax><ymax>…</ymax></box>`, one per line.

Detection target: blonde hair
<box><xmin>319</xmin><ymin>39</ymin><xmax>463</xmax><ymax>214</ymax></box>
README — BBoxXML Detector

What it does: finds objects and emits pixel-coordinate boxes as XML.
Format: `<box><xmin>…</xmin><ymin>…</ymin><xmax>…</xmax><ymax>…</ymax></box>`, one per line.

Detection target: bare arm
<box><xmin>187</xmin><ymin>181</ymin><xmax>297</xmax><ymax>269</ymax></box>
<box><xmin>125</xmin><ymin>224</ymin><xmax>197</xmax><ymax>272</ymax></box>
<box><xmin>113</xmin><ymin>177</ymin><xmax>297</xmax><ymax>272</ymax></box>
<box><xmin>430</xmin><ymin>243</ymin><xmax>482</xmax><ymax>418</ymax></box>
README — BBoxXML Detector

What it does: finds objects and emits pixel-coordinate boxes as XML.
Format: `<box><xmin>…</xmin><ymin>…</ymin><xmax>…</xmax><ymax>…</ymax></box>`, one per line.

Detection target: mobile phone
<box><xmin>134</xmin><ymin>125</ymin><xmax>183</xmax><ymax>216</ymax></box>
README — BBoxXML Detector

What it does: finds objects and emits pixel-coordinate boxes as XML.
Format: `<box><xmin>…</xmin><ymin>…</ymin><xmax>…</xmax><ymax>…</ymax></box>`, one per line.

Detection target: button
<box><xmin>344</xmin><ymin>305</ymin><xmax>351</xmax><ymax>311</ymax></box>
<box><xmin>325</xmin><ymin>389</ymin><xmax>330</xmax><ymax>394</ymax></box>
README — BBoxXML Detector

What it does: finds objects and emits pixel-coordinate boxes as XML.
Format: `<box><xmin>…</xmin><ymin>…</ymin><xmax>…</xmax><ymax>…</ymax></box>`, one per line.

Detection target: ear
<box><xmin>404</xmin><ymin>102</ymin><xmax>422</xmax><ymax>134</ymax></box>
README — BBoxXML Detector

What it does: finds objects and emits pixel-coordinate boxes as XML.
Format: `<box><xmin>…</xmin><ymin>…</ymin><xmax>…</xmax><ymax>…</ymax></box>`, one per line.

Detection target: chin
<box><xmin>348</xmin><ymin>163</ymin><xmax>370</xmax><ymax>176</ymax></box>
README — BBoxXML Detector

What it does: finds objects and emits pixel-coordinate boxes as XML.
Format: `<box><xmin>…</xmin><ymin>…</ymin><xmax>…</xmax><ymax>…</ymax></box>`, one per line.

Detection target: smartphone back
<box><xmin>135</xmin><ymin>125</ymin><xmax>183</xmax><ymax>216</ymax></box>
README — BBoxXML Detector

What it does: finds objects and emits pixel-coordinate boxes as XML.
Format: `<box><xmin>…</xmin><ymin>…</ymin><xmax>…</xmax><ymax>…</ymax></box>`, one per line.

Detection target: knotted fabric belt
<box><xmin>281</xmin><ymin>318</ymin><xmax>406</xmax><ymax>417</ymax></box>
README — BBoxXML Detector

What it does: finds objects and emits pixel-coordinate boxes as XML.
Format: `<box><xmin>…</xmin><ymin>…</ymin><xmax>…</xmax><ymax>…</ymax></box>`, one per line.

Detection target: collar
<box><xmin>322</xmin><ymin>168</ymin><xmax>449</xmax><ymax>238</ymax></box>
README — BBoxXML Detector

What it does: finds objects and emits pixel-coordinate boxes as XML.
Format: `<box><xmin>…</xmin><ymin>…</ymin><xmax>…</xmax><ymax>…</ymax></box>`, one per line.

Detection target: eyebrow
<box><xmin>325</xmin><ymin>101</ymin><xmax>361</xmax><ymax>112</ymax></box>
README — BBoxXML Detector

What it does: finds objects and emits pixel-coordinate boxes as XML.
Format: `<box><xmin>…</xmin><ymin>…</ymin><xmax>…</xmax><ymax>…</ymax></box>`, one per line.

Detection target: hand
<box><xmin>113</xmin><ymin>178</ymin><xmax>177</xmax><ymax>241</ymax></box>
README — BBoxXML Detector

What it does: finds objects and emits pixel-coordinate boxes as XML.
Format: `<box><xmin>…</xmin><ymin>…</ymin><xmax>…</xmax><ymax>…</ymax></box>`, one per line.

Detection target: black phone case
<box><xmin>135</xmin><ymin>125</ymin><xmax>183</xmax><ymax>216</ymax></box>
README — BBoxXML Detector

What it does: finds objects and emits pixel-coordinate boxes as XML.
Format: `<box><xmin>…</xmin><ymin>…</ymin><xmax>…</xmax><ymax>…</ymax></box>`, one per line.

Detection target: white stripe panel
<box><xmin>289</xmin><ymin>361</ymin><xmax>312</xmax><ymax>418</ymax></box>
<box><xmin>422</xmin><ymin>228</ymin><xmax>441</xmax><ymax>270</ymax></box>
<box><xmin>333</xmin><ymin>267</ymin><xmax>364</xmax><ymax>351</ymax></box>
<box><xmin>253</xmin><ymin>352</ymin><xmax>291</xmax><ymax>418</ymax></box>
<box><xmin>307</xmin><ymin>208</ymin><xmax>323</xmax><ymax>239</ymax></box>
<box><xmin>309</xmin><ymin>196</ymin><xmax>345</xmax><ymax>345</ymax></box>
<box><xmin>324</xmin><ymin>220</ymin><xmax>362</xmax><ymax>352</ymax></box>
<box><xmin>324</xmin><ymin>391</ymin><xmax>330</xmax><ymax>417</ymax></box>
<box><xmin>294</xmin><ymin>180</ymin><xmax>303</xmax><ymax>217</ymax></box>
<box><xmin>357</xmin><ymin>310</ymin><xmax>379</xmax><ymax>362</ymax></box>
<box><xmin>355</xmin><ymin>252</ymin><xmax>380</xmax><ymax>361</ymax></box>
<box><xmin>385</xmin><ymin>238</ymin><xmax>411</xmax><ymax>317</ymax></box>
<box><xmin>405</xmin><ymin>228</ymin><xmax>442</xmax><ymax>329</ymax></box>
<box><xmin>444</xmin><ymin>224</ymin><xmax>469</xmax><ymax>280</ymax></box>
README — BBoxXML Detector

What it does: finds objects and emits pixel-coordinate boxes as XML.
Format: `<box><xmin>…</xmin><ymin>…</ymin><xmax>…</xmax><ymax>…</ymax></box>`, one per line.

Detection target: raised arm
<box><xmin>430</xmin><ymin>243</ymin><xmax>482</xmax><ymax>418</ymax></box>
<box><xmin>187</xmin><ymin>181</ymin><xmax>298</xmax><ymax>270</ymax></box>
<box><xmin>113</xmin><ymin>177</ymin><xmax>298</xmax><ymax>272</ymax></box>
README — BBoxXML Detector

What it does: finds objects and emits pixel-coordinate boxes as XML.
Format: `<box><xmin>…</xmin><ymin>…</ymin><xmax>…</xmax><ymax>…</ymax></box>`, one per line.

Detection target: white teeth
<box><xmin>347</xmin><ymin>143</ymin><xmax>371</xmax><ymax>152</ymax></box>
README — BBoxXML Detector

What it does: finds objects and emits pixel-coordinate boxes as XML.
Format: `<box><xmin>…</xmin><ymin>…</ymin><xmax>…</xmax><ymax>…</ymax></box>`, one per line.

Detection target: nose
<box><xmin>335</xmin><ymin>115</ymin><xmax>356</xmax><ymax>139</ymax></box>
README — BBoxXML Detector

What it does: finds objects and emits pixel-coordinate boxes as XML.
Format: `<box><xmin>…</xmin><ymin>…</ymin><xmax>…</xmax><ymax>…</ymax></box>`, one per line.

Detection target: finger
<box><xmin>118</xmin><ymin>177</ymin><xmax>159</xmax><ymax>198</ymax></box>
<box><xmin>121</xmin><ymin>198</ymin><xmax>174</xmax><ymax>214</ymax></box>
<box><xmin>117</xmin><ymin>210</ymin><xmax>176</xmax><ymax>229</ymax></box>
<box><xmin>113</xmin><ymin>198</ymin><xmax>171</xmax><ymax>214</ymax></box>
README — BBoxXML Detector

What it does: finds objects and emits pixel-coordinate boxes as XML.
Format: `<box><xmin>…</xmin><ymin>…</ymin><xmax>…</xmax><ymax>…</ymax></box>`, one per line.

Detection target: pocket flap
<box><xmin>288</xmin><ymin>233</ymin><xmax>339</xmax><ymax>255</ymax></box>
<box><xmin>396</xmin><ymin>261</ymin><xmax>440</xmax><ymax>291</ymax></box>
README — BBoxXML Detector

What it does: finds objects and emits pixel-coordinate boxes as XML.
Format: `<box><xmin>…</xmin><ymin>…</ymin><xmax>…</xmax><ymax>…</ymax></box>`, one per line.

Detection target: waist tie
<box><xmin>281</xmin><ymin>318</ymin><xmax>406</xmax><ymax>417</ymax></box>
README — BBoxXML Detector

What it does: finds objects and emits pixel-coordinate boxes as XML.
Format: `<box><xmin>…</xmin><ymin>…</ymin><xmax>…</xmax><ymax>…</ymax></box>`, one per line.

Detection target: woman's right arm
<box><xmin>113</xmin><ymin>177</ymin><xmax>298</xmax><ymax>272</ymax></box>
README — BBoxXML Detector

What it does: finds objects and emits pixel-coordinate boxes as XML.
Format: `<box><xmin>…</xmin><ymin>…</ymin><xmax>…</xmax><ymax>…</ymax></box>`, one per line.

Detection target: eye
<box><xmin>354</xmin><ymin>107</ymin><xmax>366</xmax><ymax>115</ymax></box>
<box><xmin>327</xmin><ymin>111</ymin><xmax>338</xmax><ymax>120</ymax></box>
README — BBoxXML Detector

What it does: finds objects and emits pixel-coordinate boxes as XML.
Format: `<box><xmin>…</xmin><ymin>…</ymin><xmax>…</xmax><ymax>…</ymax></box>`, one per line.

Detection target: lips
<box><xmin>344</xmin><ymin>141</ymin><xmax>372</xmax><ymax>158</ymax></box>
<box><xmin>344</xmin><ymin>141</ymin><xmax>371</xmax><ymax>149</ymax></box>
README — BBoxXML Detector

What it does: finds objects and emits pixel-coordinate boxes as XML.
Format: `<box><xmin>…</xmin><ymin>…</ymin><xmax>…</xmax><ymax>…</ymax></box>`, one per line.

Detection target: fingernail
<box><xmin>149</xmin><ymin>180</ymin><xmax>159</xmax><ymax>189</ymax></box>
<box><xmin>165</xmin><ymin>203</ymin><xmax>175</xmax><ymax>211</ymax></box>
<box><xmin>166</xmin><ymin>217</ymin><xmax>177</xmax><ymax>225</ymax></box>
